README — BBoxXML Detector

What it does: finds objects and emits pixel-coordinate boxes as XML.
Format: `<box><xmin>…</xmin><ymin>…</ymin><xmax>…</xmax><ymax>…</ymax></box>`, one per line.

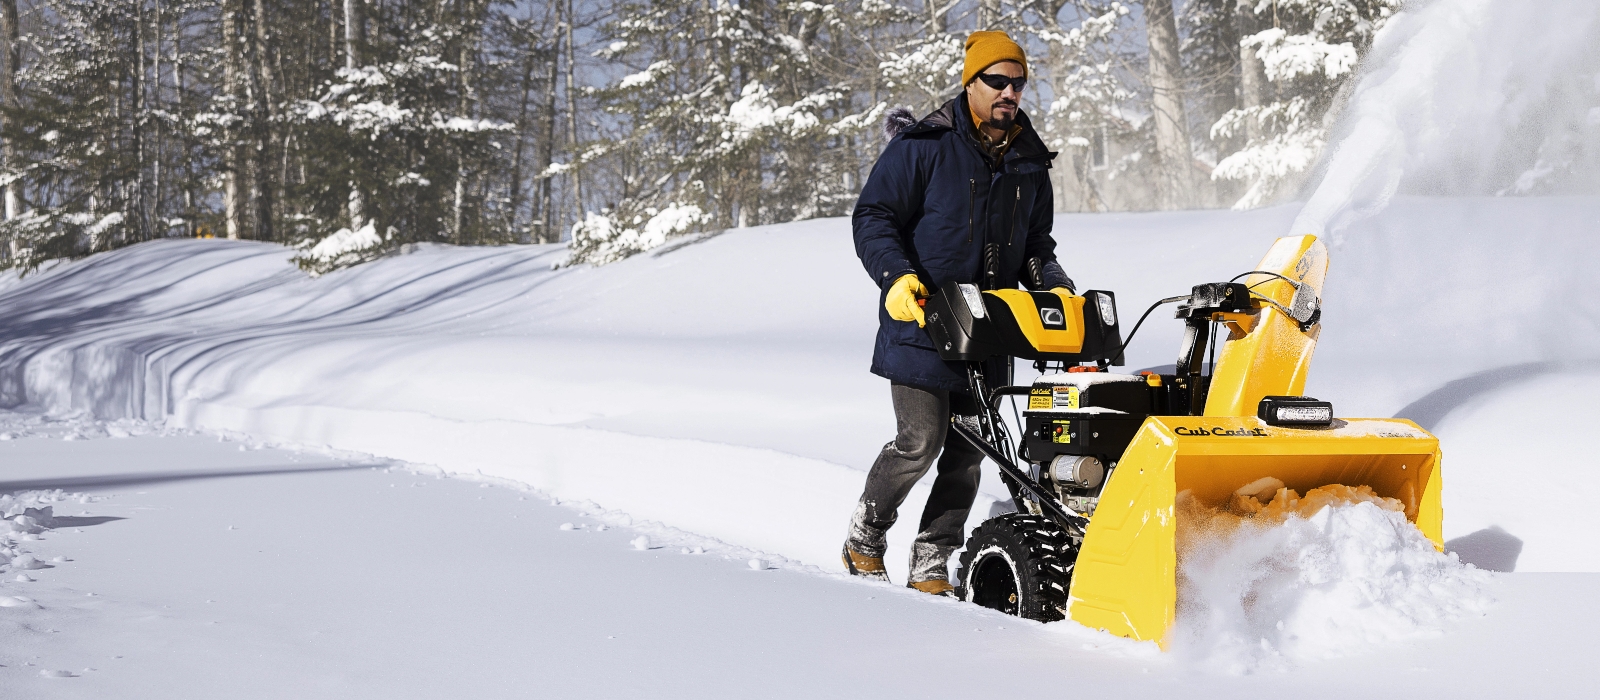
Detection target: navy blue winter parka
<box><xmin>853</xmin><ymin>93</ymin><xmax>1070</xmax><ymax>392</ymax></box>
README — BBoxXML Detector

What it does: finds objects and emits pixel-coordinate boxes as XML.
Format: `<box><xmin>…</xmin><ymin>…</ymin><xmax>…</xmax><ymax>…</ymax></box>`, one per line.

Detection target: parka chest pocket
<box><xmin>967</xmin><ymin>179</ymin><xmax>977</xmax><ymax>244</ymax></box>
<box><xmin>1006</xmin><ymin>179</ymin><xmax>1037</xmax><ymax>246</ymax></box>
<box><xmin>911</xmin><ymin>175</ymin><xmax>985</xmax><ymax>273</ymax></box>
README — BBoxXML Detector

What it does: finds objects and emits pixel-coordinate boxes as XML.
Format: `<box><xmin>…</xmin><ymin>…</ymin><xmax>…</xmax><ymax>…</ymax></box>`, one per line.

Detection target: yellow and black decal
<box><xmin>1051</xmin><ymin>420</ymin><xmax>1072</xmax><ymax>444</ymax></box>
<box><xmin>1053</xmin><ymin>385</ymin><xmax>1080</xmax><ymax>409</ymax></box>
<box><xmin>984</xmin><ymin>289</ymin><xmax>1088</xmax><ymax>355</ymax></box>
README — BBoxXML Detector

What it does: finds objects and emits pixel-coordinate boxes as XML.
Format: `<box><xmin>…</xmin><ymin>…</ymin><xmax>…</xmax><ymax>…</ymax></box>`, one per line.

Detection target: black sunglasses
<box><xmin>974</xmin><ymin>72</ymin><xmax>1027</xmax><ymax>92</ymax></box>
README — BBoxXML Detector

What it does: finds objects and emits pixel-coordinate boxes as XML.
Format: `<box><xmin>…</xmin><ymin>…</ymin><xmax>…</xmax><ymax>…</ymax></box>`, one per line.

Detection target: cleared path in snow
<box><xmin>0</xmin><ymin>419</ymin><xmax>1595</xmax><ymax>699</ymax></box>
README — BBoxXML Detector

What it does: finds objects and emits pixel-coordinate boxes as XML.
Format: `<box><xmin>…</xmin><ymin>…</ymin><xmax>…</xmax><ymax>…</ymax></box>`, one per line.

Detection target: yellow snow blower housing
<box><xmin>926</xmin><ymin>235</ymin><xmax>1444</xmax><ymax>649</ymax></box>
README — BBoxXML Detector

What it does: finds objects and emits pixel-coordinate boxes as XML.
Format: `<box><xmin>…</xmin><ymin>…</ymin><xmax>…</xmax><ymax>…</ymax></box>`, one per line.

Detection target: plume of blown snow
<box><xmin>1171</xmin><ymin>483</ymin><xmax>1495</xmax><ymax>673</ymax></box>
<box><xmin>1293</xmin><ymin>0</ymin><xmax>1600</xmax><ymax>240</ymax></box>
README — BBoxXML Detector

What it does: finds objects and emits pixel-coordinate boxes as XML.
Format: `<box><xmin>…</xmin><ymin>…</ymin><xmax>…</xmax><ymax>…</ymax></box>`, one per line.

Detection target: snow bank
<box><xmin>0</xmin><ymin>196</ymin><xmax>1597</xmax><ymax>581</ymax></box>
<box><xmin>1172</xmin><ymin>484</ymin><xmax>1495</xmax><ymax>672</ymax></box>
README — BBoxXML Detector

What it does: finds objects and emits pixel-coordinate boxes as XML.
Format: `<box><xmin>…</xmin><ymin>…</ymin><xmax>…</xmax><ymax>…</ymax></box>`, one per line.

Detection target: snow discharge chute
<box><xmin>925</xmin><ymin>235</ymin><xmax>1445</xmax><ymax>649</ymax></box>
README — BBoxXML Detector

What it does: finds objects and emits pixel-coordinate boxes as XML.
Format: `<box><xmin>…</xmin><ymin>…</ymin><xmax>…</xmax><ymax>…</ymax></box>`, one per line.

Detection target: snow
<box><xmin>1</xmin><ymin>196</ymin><xmax>1597</xmax><ymax>585</ymax></box>
<box><xmin>1173</xmin><ymin>485</ymin><xmax>1495</xmax><ymax>672</ymax></box>
<box><xmin>1293</xmin><ymin>0</ymin><xmax>1600</xmax><ymax>237</ymax></box>
<box><xmin>1031</xmin><ymin>372</ymin><xmax>1146</xmax><ymax>387</ymax></box>
<box><xmin>0</xmin><ymin>193</ymin><xmax>1596</xmax><ymax>691</ymax></box>
<box><xmin>2</xmin><ymin>10</ymin><xmax>1599</xmax><ymax>679</ymax></box>
<box><xmin>304</xmin><ymin>221</ymin><xmax>381</xmax><ymax>266</ymax></box>
<box><xmin>617</xmin><ymin>60</ymin><xmax>671</xmax><ymax>89</ymax></box>
<box><xmin>0</xmin><ymin>414</ymin><xmax>1593</xmax><ymax>696</ymax></box>
<box><xmin>640</xmin><ymin>202</ymin><xmax>708</xmax><ymax>240</ymax></box>
<box><xmin>721</xmin><ymin>82</ymin><xmax>829</xmax><ymax>145</ymax></box>
<box><xmin>1246</xmin><ymin>28</ymin><xmax>1359</xmax><ymax>81</ymax></box>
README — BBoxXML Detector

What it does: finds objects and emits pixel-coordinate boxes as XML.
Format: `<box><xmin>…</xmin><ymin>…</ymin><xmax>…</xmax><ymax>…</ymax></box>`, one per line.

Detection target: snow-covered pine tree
<box><xmin>0</xmin><ymin>0</ymin><xmax>185</xmax><ymax>267</ymax></box>
<box><xmin>1209</xmin><ymin>0</ymin><xmax>1400</xmax><ymax>209</ymax></box>
<box><xmin>1018</xmin><ymin>2</ymin><xmax>1136</xmax><ymax>212</ymax></box>
<box><xmin>1179</xmin><ymin>0</ymin><xmax>1241</xmax><ymax>170</ymax></box>
<box><xmin>289</xmin><ymin>1</ymin><xmax>517</xmax><ymax>272</ymax></box>
<box><xmin>0</xmin><ymin>0</ymin><xmax>570</xmax><ymax>273</ymax></box>
<box><xmin>566</xmin><ymin>0</ymin><xmax>886</xmax><ymax>266</ymax></box>
<box><xmin>0</xmin><ymin>0</ymin><xmax>1423</xmax><ymax>274</ymax></box>
<box><xmin>876</xmin><ymin>0</ymin><xmax>963</xmax><ymax>106</ymax></box>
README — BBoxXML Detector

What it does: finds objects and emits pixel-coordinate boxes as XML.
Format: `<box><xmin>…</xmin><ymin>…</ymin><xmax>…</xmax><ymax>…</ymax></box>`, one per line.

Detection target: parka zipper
<box><xmin>967</xmin><ymin>179</ymin><xmax>976</xmax><ymax>243</ymax></box>
<box><xmin>1008</xmin><ymin>186</ymin><xmax>1021</xmax><ymax>246</ymax></box>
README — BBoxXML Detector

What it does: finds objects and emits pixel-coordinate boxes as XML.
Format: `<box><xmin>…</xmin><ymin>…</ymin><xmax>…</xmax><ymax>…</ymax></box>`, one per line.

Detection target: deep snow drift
<box><xmin>2</xmin><ymin>196</ymin><xmax>1595</xmax><ymax>578</ymax></box>
<box><xmin>0</xmin><ymin>195</ymin><xmax>1595</xmax><ymax>678</ymax></box>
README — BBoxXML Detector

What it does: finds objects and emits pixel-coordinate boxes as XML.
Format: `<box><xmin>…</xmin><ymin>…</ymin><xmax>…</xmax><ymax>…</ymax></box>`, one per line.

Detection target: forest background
<box><xmin>0</xmin><ymin>0</ymin><xmax>1518</xmax><ymax>271</ymax></box>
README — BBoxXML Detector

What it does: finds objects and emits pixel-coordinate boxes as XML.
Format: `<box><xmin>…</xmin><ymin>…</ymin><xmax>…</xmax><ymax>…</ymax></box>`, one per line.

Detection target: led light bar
<box><xmin>1257</xmin><ymin>395</ymin><xmax>1334</xmax><ymax>427</ymax></box>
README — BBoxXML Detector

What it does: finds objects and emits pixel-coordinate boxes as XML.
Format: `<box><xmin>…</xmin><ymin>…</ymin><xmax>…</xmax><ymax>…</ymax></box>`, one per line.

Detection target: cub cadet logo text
<box><xmin>1174</xmin><ymin>426</ymin><xmax>1268</xmax><ymax>437</ymax></box>
<box><xmin>1040</xmin><ymin>308</ymin><xmax>1064</xmax><ymax>327</ymax></box>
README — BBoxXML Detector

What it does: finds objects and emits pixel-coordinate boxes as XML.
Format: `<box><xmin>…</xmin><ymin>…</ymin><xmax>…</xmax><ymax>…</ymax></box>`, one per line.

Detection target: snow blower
<box><xmin>926</xmin><ymin>235</ymin><xmax>1442</xmax><ymax>648</ymax></box>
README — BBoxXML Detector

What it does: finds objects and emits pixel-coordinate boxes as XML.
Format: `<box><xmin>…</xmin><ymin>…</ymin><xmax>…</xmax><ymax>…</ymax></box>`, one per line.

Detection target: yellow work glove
<box><xmin>885</xmin><ymin>274</ymin><xmax>931</xmax><ymax>327</ymax></box>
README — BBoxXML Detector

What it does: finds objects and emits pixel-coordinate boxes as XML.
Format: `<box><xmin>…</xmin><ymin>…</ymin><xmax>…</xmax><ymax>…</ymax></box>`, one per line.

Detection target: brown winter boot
<box><xmin>907</xmin><ymin>579</ymin><xmax>955</xmax><ymax>597</ymax></box>
<box><xmin>842</xmin><ymin>545</ymin><xmax>889</xmax><ymax>582</ymax></box>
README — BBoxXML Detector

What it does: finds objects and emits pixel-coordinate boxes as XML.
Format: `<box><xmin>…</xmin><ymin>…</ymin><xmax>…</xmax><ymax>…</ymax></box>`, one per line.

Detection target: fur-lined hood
<box><xmin>882</xmin><ymin>107</ymin><xmax>917</xmax><ymax>143</ymax></box>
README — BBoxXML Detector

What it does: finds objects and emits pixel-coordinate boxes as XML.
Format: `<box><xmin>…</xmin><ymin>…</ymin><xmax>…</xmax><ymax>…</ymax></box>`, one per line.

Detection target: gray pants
<box><xmin>846</xmin><ymin>382</ymin><xmax>984</xmax><ymax>583</ymax></box>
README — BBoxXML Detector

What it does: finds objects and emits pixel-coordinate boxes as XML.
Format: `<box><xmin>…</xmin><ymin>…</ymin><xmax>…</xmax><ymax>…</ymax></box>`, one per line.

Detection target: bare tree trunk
<box><xmin>274</xmin><ymin>19</ymin><xmax>290</xmax><ymax>221</ymax></box>
<box><xmin>133</xmin><ymin>1</ymin><xmax>148</xmax><ymax>242</ymax></box>
<box><xmin>222</xmin><ymin>1</ymin><xmax>243</xmax><ymax>239</ymax></box>
<box><xmin>537</xmin><ymin>1</ymin><xmax>560</xmax><ymax>244</ymax></box>
<box><xmin>563</xmin><ymin>0</ymin><xmax>581</xmax><ymax>220</ymax></box>
<box><xmin>248</xmin><ymin>0</ymin><xmax>275</xmax><ymax>242</ymax></box>
<box><xmin>924</xmin><ymin>0</ymin><xmax>950</xmax><ymax>33</ymax></box>
<box><xmin>1238</xmin><ymin>5</ymin><xmax>1268</xmax><ymax>144</ymax></box>
<box><xmin>979</xmin><ymin>0</ymin><xmax>1000</xmax><ymax>28</ymax></box>
<box><xmin>452</xmin><ymin>0</ymin><xmax>485</xmax><ymax>244</ymax></box>
<box><xmin>343</xmin><ymin>0</ymin><xmax>365</xmax><ymax>230</ymax></box>
<box><xmin>329</xmin><ymin>0</ymin><xmax>340</xmax><ymax>66</ymax></box>
<box><xmin>0</xmin><ymin>0</ymin><xmax>20</xmax><ymax>227</ymax></box>
<box><xmin>174</xmin><ymin>27</ymin><xmax>195</xmax><ymax>232</ymax></box>
<box><xmin>153</xmin><ymin>1</ymin><xmax>164</xmax><ymax>235</ymax></box>
<box><xmin>506</xmin><ymin>22</ymin><xmax>537</xmax><ymax>242</ymax></box>
<box><xmin>1144</xmin><ymin>0</ymin><xmax>1194</xmax><ymax>210</ymax></box>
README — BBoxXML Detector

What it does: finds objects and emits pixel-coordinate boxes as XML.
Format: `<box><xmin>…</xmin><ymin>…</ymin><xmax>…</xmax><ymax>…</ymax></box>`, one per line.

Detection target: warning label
<box><xmin>1051</xmin><ymin>420</ymin><xmax>1072</xmax><ymax>444</ymax></box>
<box><xmin>1053</xmin><ymin>386</ymin><xmax>1080</xmax><ymax>410</ymax></box>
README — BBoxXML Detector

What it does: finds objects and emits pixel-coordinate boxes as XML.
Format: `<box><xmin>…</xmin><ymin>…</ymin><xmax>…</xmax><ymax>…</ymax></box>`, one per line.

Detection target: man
<box><xmin>844</xmin><ymin>31</ymin><xmax>1075</xmax><ymax>595</ymax></box>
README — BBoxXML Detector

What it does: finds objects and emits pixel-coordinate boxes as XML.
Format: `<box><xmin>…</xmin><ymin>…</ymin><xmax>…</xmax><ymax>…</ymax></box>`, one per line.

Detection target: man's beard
<box><xmin>986</xmin><ymin>100</ymin><xmax>1018</xmax><ymax>131</ymax></box>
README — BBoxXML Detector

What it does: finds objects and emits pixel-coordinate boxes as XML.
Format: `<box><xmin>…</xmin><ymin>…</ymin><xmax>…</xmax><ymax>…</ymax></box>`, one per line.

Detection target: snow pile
<box><xmin>1172</xmin><ymin>482</ymin><xmax>1495</xmax><ymax>672</ymax></box>
<box><xmin>0</xmin><ymin>411</ymin><xmax>165</xmax><ymax>442</ymax></box>
<box><xmin>1</xmin><ymin>491</ymin><xmax>79</xmax><ymax>572</ymax></box>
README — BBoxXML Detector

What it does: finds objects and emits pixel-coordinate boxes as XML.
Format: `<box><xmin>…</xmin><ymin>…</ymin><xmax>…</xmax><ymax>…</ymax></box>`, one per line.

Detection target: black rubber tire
<box><xmin>954</xmin><ymin>513</ymin><xmax>1076</xmax><ymax>622</ymax></box>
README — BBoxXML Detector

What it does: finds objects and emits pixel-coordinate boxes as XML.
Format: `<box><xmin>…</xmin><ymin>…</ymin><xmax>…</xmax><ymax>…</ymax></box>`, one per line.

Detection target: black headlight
<box><xmin>1257</xmin><ymin>395</ymin><xmax>1333</xmax><ymax>427</ymax></box>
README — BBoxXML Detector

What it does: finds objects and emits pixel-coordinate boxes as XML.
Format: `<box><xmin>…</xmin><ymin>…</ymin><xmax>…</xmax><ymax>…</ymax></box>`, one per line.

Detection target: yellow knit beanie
<box><xmin>962</xmin><ymin>31</ymin><xmax>1028</xmax><ymax>86</ymax></box>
